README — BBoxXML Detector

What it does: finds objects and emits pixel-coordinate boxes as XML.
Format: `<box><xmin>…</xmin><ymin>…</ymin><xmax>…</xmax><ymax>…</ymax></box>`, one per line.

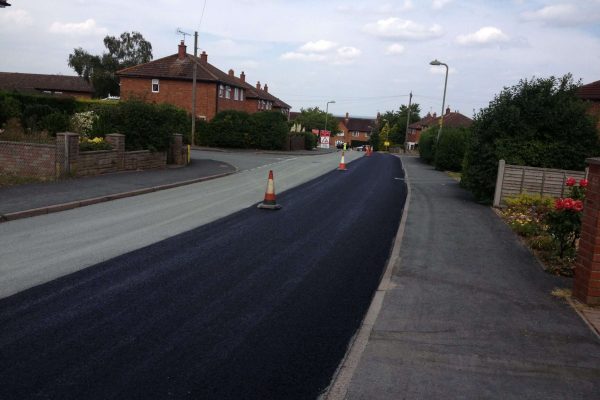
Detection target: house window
<box><xmin>240</xmin><ymin>89</ymin><xmax>244</xmax><ymax>101</ymax></box>
<box><xmin>225</xmin><ymin>86</ymin><xmax>231</xmax><ymax>99</ymax></box>
<box><xmin>152</xmin><ymin>79</ymin><xmax>159</xmax><ymax>93</ymax></box>
<box><xmin>234</xmin><ymin>87</ymin><xmax>239</xmax><ymax>101</ymax></box>
<box><xmin>219</xmin><ymin>84</ymin><xmax>224</xmax><ymax>98</ymax></box>
<box><xmin>352</xmin><ymin>131</ymin><xmax>360</xmax><ymax>137</ymax></box>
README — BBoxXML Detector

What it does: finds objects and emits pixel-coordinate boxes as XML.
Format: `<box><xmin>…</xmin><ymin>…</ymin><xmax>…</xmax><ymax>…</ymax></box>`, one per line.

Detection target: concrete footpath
<box><xmin>328</xmin><ymin>155</ymin><xmax>600</xmax><ymax>399</ymax></box>
<box><xmin>0</xmin><ymin>158</ymin><xmax>236</xmax><ymax>221</ymax></box>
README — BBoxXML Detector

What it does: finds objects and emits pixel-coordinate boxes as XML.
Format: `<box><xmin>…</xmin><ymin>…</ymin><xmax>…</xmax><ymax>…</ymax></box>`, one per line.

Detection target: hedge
<box><xmin>418</xmin><ymin>127</ymin><xmax>436</xmax><ymax>164</ymax></box>
<box><xmin>434</xmin><ymin>127</ymin><xmax>470</xmax><ymax>172</ymax></box>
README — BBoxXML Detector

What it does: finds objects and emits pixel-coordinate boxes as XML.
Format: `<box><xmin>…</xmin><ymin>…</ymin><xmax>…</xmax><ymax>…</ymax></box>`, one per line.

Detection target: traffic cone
<box><xmin>258</xmin><ymin>170</ymin><xmax>282</xmax><ymax>210</ymax></box>
<box><xmin>338</xmin><ymin>151</ymin><xmax>347</xmax><ymax>171</ymax></box>
<box><xmin>367</xmin><ymin>146</ymin><xmax>372</xmax><ymax>157</ymax></box>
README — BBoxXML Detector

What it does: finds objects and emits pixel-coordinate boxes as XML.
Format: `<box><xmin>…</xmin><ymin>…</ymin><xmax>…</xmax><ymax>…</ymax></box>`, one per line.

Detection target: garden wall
<box><xmin>0</xmin><ymin>141</ymin><xmax>57</xmax><ymax>179</ymax></box>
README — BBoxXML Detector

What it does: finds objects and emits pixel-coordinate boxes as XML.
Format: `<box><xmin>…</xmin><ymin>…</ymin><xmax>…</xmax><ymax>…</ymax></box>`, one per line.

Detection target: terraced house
<box><xmin>117</xmin><ymin>41</ymin><xmax>290</xmax><ymax>121</ymax></box>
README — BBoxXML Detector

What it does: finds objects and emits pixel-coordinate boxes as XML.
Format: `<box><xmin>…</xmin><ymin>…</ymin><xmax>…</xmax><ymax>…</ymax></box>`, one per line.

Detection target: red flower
<box><xmin>580</xmin><ymin>179</ymin><xmax>589</xmax><ymax>187</ymax></box>
<box><xmin>563</xmin><ymin>198</ymin><xmax>575</xmax><ymax>209</ymax></box>
<box><xmin>555</xmin><ymin>198</ymin><xmax>564</xmax><ymax>210</ymax></box>
<box><xmin>566</xmin><ymin>177</ymin><xmax>576</xmax><ymax>187</ymax></box>
<box><xmin>573</xmin><ymin>200</ymin><xmax>584</xmax><ymax>212</ymax></box>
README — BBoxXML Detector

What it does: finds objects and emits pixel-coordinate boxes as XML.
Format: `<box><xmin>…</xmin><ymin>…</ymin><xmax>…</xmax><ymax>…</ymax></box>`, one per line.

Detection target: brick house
<box><xmin>406</xmin><ymin>107</ymin><xmax>472</xmax><ymax>148</ymax></box>
<box><xmin>117</xmin><ymin>41</ymin><xmax>290</xmax><ymax>121</ymax></box>
<box><xmin>0</xmin><ymin>72</ymin><xmax>93</xmax><ymax>99</ymax></box>
<box><xmin>336</xmin><ymin>113</ymin><xmax>375</xmax><ymax>147</ymax></box>
<box><xmin>577</xmin><ymin>80</ymin><xmax>600</xmax><ymax>130</ymax></box>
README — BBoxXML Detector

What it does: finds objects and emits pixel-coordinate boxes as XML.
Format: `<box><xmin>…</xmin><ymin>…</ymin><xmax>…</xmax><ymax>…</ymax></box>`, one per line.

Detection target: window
<box><xmin>225</xmin><ymin>86</ymin><xmax>231</xmax><ymax>99</ymax></box>
<box><xmin>352</xmin><ymin>131</ymin><xmax>360</xmax><ymax>137</ymax></box>
<box><xmin>234</xmin><ymin>87</ymin><xmax>239</xmax><ymax>101</ymax></box>
<box><xmin>219</xmin><ymin>84</ymin><xmax>224</xmax><ymax>98</ymax></box>
<box><xmin>152</xmin><ymin>79</ymin><xmax>159</xmax><ymax>93</ymax></box>
<box><xmin>240</xmin><ymin>89</ymin><xmax>244</xmax><ymax>101</ymax></box>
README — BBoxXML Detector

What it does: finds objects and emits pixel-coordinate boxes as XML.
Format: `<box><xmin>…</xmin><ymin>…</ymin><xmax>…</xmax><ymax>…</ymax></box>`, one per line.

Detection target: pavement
<box><xmin>327</xmin><ymin>155</ymin><xmax>600</xmax><ymax>399</ymax></box>
<box><xmin>1</xmin><ymin>150</ymin><xmax>599</xmax><ymax>398</ymax></box>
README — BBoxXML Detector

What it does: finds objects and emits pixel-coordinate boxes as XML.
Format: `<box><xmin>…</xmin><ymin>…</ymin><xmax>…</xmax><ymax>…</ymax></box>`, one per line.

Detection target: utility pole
<box><xmin>404</xmin><ymin>91</ymin><xmax>412</xmax><ymax>153</ymax></box>
<box><xmin>191</xmin><ymin>31</ymin><xmax>198</xmax><ymax>147</ymax></box>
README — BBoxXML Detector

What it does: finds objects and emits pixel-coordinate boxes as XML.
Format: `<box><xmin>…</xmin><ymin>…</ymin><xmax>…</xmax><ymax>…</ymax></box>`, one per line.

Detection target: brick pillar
<box><xmin>106</xmin><ymin>133</ymin><xmax>125</xmax><ymax>169</ymax></box>
<box><xmin>574</xmin><ymin>158</ymin><xmax>600</xmax><ymax>305</ymax></box>
<box><xmin>56</xmin><ymin>132</ymin><xmax>79</xmax><ymax>177</ymax></box>
<box><xmin>171</xmin><ymin>134</ymin><xmax>183</xmax><ymax>165</ymax></box>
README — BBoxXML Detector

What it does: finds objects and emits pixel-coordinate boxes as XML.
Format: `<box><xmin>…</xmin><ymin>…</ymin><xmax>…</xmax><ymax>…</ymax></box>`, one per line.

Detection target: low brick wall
<box><xmin>77</xmin><ymin>150</ymin><xmax>120</xmax><ymax>176</ymax></box>
<box><xmin>0</xmin><ymin>141</ymin><xmax>56</xmax><ymax>178</ymax></box>
<box><xmin>124</xmin><ymin>150</ymin><xmax>166</xmax><ymax>171</ymax></box>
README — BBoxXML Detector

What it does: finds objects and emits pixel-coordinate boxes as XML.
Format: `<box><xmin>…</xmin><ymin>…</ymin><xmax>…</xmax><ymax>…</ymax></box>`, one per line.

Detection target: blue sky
<box><xmin>1</xmin><ymin>0</ymin><xmax>599</xmax><ymax>119</ymax></box>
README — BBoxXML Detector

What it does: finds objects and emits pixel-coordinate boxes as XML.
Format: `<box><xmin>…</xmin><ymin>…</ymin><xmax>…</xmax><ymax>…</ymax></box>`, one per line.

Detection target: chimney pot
<box><xmin>240</xmin><ymin>71</ymin><xmax>246</xmax><ymax>83</ymax></box>
<box><xmin>433</xmin><ymin>112</ymin><xmax>437</xmax><ymax>118</ymax></box>
<box><xmin>228</xmin><ymin>69</ymin><xmax>234</xmax><ymax>76</ymax></box>
<box><xmin>178</xmin><ymin>40</ymin><xmax>187</xmax><ymax>60</ymax></box>
<box><xmin>200</xmin><ymin>51</ymin><xmax>207</xmax><ymax>63</ymax></box>
<box><xmin>256</xmin><ymin>81</ymin><xmax>261</xmax><ymax>90</ymax></box>
<box><xmin>446</xmin><ymin>106</ymin><xmax>451</xmax><ymax>115</ymax></box>
<box><xmin>345</xmin><ymin>112</ymin><xmax>349</xmax><ymax>120</ymax></box>
<box><xmin>264</xmin><ymin>84</ymin><xmax>268</xmax><ymax>93</ymax></box>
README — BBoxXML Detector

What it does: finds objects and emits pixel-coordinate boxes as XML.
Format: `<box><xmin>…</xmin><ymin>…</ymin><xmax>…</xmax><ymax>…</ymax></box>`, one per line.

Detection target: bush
<box><xmin>462</xmin><ymin>74</ymin><xmax>600</xmax><ymax>203</ymax></box>
<box><xmin>304</xmin><ymin>132</ymin><xmax>317</xmax><ymax>150</ymax></box>
<box><xmin>0</xmin><ymin>94</ymin><xmax>22</xmax><ymax>125</ymax></box>
<box><xmin>194</xmin><ymin>118</ymin><xmax>211</xmax><ymax>146</ymax></box>
<box><xmin>70</xmin><ymin>110</ymin><xmax>98</xmax><ymax>137</ymax></box>
<box><xmin>434</xmin><ymin>127</ymin><xmax>470</xmax><ymax>171</ymax></box>
<box><xmin>41</xmin><ymin>112</ymin><xmax>70</xmax><ymax>135</ymax></box>
<box><xmin>22</xmin><ymin>104</ymin><xmax>57</xmax><ymax>132</ymax></box>
<box><xmin>501</xmin><ymin>193</ymin><xmax>553</xmax><ymax>237</ymax></box>
<box><xmin>205</xmin><ymin>110</ymin><xmax>251</xmax><ymax>148</ymax></box>
<box><xmin>418</xmin><ymin>127</ymin><xmax>436</xmax><ymax>163</ymax></box>
<box><xmin>249</xmin><ymin>111</ymin><xmax>288</xmax><ymax>150</ymax></box>
<box><xmin>79</xmin><ymin>137</ymin><xmax>113</xmax><ymax>151</ymax></box>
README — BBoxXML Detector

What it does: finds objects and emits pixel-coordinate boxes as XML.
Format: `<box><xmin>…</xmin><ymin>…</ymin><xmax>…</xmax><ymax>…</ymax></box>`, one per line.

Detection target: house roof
<box><xmin>0</xmin><ymin>72</ymin><xmax>93</xmax><ymax>94</ymax></box>
<box><xmin>341</xmin><ymin>116</ymin><xmax>375</xmax><ymax>132</ymax></box>
<box><xmin>577</xmin><ymin>80</ymin><xmax>600</xmax><ymax>101</ymax></box>
<box><xmin>408</xmin><ymin>109</ymin><xmax>472</xmax><ymax>130</ymax></box>
<box><xmin>117</xmin><ymin>46</ymin><xmax>290</xmax><ymax>109</ymax></box>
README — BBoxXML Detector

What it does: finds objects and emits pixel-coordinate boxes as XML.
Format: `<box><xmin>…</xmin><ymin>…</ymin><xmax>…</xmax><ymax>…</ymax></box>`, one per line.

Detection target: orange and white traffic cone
<box><xmin>258</xmin><ymin>170</ymin><xmax>282</xmax><ymax>210</ymax></box>
<box><xmin>338</xmin><ymin>151</ymin><xmax>347</xmax><ymax>171</ymax></box>
<box><xmin>367</xmin><ymin>146</ymin><xmax>372</xmax><ymax>157</ymax></box>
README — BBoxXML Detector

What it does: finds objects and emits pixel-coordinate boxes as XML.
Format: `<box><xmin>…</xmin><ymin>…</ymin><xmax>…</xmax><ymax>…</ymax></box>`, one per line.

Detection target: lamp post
<box><xmin>429</xmin><ymin>59</ymin><xmax>448</xmax><ymax>143</ymax></box>
<box><xmin>323</xmin><ymin>100</ymin><xmax>335</xmax><ymax>148</ymax></box>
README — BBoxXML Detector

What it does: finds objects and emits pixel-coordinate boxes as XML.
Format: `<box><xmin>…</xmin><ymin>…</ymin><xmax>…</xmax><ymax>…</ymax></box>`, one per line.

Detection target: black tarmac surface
<box><xmin>0</xmin><ymin>153</ymin><xmax>406</xmax><ymax>399</ymax></box>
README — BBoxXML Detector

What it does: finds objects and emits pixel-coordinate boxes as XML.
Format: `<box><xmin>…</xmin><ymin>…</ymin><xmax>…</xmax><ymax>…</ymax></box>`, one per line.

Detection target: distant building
<box><xmin>0</xmin><ymin>72</ymin><xmax>93</xmax><ymax>99</ymax></box>
<box><xmin>117</xmin><ymin>41</ymin><xmax>290</xmax><ymax>121</ymax></box>
<box><xmin>577</xmin><ymin>80</ymin><xmax>600</xmax><ymax>130</ymax></box>
<box><xmin>337</xmin><ymin>112</ymin><xmax>375</xmax><ymax>147</ymax></box>
<box><xmin>407</xmin><ymin>107</ymin><xmax>472</xmax><ymax>149</ymax></box>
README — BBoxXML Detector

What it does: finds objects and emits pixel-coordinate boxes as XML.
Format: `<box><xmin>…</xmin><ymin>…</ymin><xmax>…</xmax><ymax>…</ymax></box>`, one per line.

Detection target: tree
<box><xmin>68</xmin><ymin>31</ymin><xmax>153</xmax><ymax>98</ymax></box>
<box><xmin>380</xmin><ymin>103</ymin><xmax>421</xmax><ymax>145</ymax></box>
<box><xmin>461</xmin><ymin>74</ymin><xmax>600</xmax><ymax>203</ymax></box>
<box><xmin>292</xmin><ymin>107</ymin><xmax>339</xmax><ymax>134</ymax></box>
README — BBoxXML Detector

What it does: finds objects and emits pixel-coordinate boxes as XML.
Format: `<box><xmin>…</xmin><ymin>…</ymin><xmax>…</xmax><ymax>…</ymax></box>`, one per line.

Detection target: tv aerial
<box><xmin>176</xmin><ymin>28</ymin><xmax>191</xmax><ymax>43</ymax></box>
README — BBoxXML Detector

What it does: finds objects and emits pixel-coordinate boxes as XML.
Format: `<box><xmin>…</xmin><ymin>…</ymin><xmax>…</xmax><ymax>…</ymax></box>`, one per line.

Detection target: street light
<box><xmin>323</xmin><ymin>100</ymin><xmax>335</xmax><ymax>148</ymax></box>
<box><xmin>430</xmin><ymin>59</ymin><xmax>448</xmax><ymax>143</ymax></box>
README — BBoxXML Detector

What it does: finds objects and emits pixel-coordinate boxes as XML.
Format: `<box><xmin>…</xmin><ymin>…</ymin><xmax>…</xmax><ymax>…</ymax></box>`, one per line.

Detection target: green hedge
<box><xmin>434</xmin><ymin>127</ymin><xmax>470</xmax><ymax>172</ymax></box>
<box><xmin>418</xmin><ymin>127</ymin><xmax>436</xmax><ymax>164</ymax></box>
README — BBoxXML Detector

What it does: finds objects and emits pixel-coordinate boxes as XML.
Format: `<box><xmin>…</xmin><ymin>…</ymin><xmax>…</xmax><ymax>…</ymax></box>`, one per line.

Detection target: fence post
<box><xmin>106</xmin><ymin>133</ymin><xmax>125</xmax><ymax>170</ymax></box>
<box><xmin>56</xmin><ymin>132</ymin><xmax>79</xmax><ymax>177</ymax></box>
<box><xmin>493</xmin><ymin>159</ymin><xmax>505</xmax><ymax>207</ymax></box>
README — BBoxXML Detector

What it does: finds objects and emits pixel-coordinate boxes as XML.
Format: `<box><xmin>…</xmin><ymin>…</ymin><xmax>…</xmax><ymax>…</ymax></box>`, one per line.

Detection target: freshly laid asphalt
<box><xmin>1</xmin><ymin>150</ymin><xmax>599</xmax><ymax>399</ymax></box>
<box><xmin>329</xmin><ymin>156</ymin><xmax>600</xmax><ymax>399</ymax></box>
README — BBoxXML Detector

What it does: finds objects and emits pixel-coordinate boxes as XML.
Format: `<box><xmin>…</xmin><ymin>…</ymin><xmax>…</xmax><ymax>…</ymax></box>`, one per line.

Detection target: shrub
<box><xmin>501</xmin><ymin>193</ymin><xmax>553</xmax><ymax>237</ymax></box>
<box><xmin>79</xmin><ymin>136</ymin><xmax>113</xmax><ymax>151</ymax></box>
<box><xmin>462</xmin><ymin>74</ymin><xmax>600</xmax><ymax>203</ymax></box>
<box><xmin>0</xmin><ymin>94</ymin><xmax>22</xmax><ymax>124</ymax></box>
<box><xmin>418</xmin><ymin>127</ymin><xmax>436</xmax><ymax>164</ymax></box>
<box><xmin>22</xmin><ymin>104</ymin><xmax>57</xmax><ymax>132</ymax></box>
<box><xmin>41</xmin><ymin>112</ymin><xmax>70</xmax><ymax>135</ymax></box>
<box><xmin>70</xmin><ymin>110</ymin><xmax>98</xmax><ymax>137</ymax></box>
<box><xmin>194</xmin><ymin>118</ymin><xmax>211</xmax><ymax>146</ymax></box>
<box><xmin>304</xmin><ymin>132</ymin><xmax>317</xmax><ymax>150</ymax></box>
<box><xmin>249</xmin><ymin>111</ymin><xmax>288</xmax><ymax>150</ymax></box>
<box><xmin>434</xmin><ymin>127</ymin><xmax>469</xmax><ymax>172</ymax></box>
<box><xmin>206</xmin><ymin>110</ymin><xmax>251</xmax><ymax>148</ymax></box>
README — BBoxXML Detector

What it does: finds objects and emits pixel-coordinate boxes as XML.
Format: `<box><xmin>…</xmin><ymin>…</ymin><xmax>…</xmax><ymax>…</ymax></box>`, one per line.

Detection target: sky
<box><xmin>1</xmin><ymin>0</ymin><xmax>599</xmax><ymax>120</ymax></box>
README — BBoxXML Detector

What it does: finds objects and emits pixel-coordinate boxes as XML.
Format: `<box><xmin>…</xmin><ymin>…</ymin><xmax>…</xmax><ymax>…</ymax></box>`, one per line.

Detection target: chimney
<box><xmin>240</xmin><ymin>71</ymin><xmax>246</xmax><ymax>83</ymax></box>
<box><xmin>178</xmin><ymin>40</ymin><xmax>187</xmax><ymax>60</ymax></box>
<box><xmin>228</xmin><ymin>69</ymin><xmax>234</xmax><ymax>77</ymax></box>
<box><xmin>345</xmin><ymin>112</ymin><xmax>349</xmax><ymax>120</ymax></box>
<box><xmin>256</xmin><ymin>81</ymin><xmax>261</xmax><ymax>90</ymax></box>
<box><xmin>200</xmin><ymin>51</ymin><xmax>207</xmax><ymax>63</ymax></box>
<box><xmin>264</xmin><ymin>83</ymin><xmax>268</xmax><ymax>93</ymax></box>
<box><xmin>446</xmin><ymin>106</ymin><xmax>451</xmax><ymax>115</ymax></box>
<box><xmin>433</xmin><ymin>112</ymin><xmax>437</xmax><ymax>118</ymax></box>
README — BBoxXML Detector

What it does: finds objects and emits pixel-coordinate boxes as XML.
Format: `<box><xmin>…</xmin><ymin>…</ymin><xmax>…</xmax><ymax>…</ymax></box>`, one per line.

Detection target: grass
<box><xmin>0</xmin><ymin>174</ymin><xmax>48</xmax><ymax>188</ymax></box>
<box><xmin>446</xmin><ymin>171</ymin><xmax>461</xmax><ymax>182</ymax></box>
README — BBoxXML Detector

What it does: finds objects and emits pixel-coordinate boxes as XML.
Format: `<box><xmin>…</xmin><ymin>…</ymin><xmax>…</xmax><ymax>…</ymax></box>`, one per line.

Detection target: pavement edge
<box><xmin>323</xmin><ymin>154</ymin><xmax>411</xmax><ymax>400</ymax></box>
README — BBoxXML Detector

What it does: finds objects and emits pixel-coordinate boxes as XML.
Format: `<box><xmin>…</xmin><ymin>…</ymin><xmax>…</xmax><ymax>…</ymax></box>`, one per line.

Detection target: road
<box><xmin>0</xmin><ymin>149</ymin><xmax>361</xmax><ymax>299</ymax></box>
<box><xmin>0</xmin><ymin>153</ymin><xmax>406</xmax><ymax>399</ymax></box>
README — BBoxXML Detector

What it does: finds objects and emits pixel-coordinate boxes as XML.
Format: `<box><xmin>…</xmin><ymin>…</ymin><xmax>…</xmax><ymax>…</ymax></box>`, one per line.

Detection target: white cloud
<box><xmin>337</xmin><ymin>46</ymin><xmax>361</xmax><ymax>59</ymax></box>
<box><xmin>432</xmin><ymin>0</ymin><xmax>452</xmax><ymax>10</ymax></box>
<box><xmin>456</xmin><ymin>26</ymin><xmax>509</xmax><ymax>46</ymax></box>
<box><xmin>385</xmin><ymin>43</ymin><xmax>405</xmax><ymax>55</ymax></box>
<box><xmin>363</xmin><ymin>18</ymin><xmax>443</xmax><ymax>40</ymax></box>
<box><xmin>280</xmin><ymin>52</ymin><xmax>327</xmax><ymax>62</ymax></box>
<box><xmin>299</xmin><ymin>40</ymin><xmax>338</xmax><ymax>53</ymax></box>
<box><xmin>0</xmin><ymin>9</ymin><xmax>33</xmax><ymax>27</ymax></box>
<box><xmin>49</xmin><ymin>18</ymin><xmax>107</xmax><ymax>35</ymax></box>
<box><xmin>521</xmin><ymin>3</ymin><xmax>600</xmax><ymax>25</ymax></box>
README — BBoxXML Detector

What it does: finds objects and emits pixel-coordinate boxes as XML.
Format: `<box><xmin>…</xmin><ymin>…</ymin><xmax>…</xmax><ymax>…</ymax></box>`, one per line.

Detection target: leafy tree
<box><xmin>379</xmin><ymin>122</ymin><xmax>391</xmax><ymax>150</ymax></box>
<box><xmin>368</xmin><ymin>125</ymin><xmax>380</xmax><ymax>151</ymax></box>
<box><xmin>380</xmin><ymin>103</ymin><xmax>421</xmax><ymax>145</ymax></box>
<box><xmin>68</xmin><ymin>31</ymin><xmax>153</xmax><ymax>98</ymax></box>
<box><xmin>292</xmin><ymin>107</ymin><xmax>339</xmax><ymax>134</ymax></box>
<box><xmin>462</xmin><ymin>74</ymin><xmax>600</xmax><ymax>203</ymax></box>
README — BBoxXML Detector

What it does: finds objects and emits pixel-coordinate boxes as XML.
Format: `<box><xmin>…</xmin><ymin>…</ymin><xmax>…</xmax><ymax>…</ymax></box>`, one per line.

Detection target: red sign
<box><xmin>320</xmin><ymin>130</ymin><xmax>331</xmax><ymax>137</ymax></box>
